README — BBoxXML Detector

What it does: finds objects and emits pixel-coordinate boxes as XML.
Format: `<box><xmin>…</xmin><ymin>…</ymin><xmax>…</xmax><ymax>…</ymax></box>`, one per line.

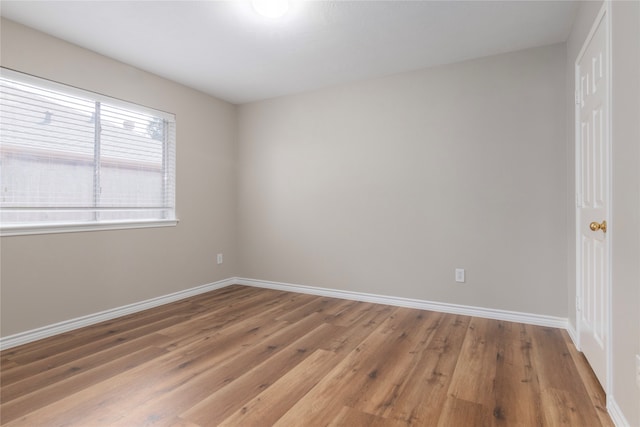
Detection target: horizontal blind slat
<box><xmin>0</xmin><ymin>69</ymin><xmax>176</xmax><ymax>229</ymax></box>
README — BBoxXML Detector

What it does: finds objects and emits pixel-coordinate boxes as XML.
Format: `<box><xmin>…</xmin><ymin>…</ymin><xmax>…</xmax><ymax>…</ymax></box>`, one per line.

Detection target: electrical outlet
<box><xmin>636</xmin><ymin>354</ymin><xmax>640</xmax><ymax>390</ymax></box>
<box><xmin>217</xmin><ymin>253</ymin><xmax>223</xmax><ymax>265</ymax></box>
<box><xmin>455</xmin><ymin>268</ymin><xmax>465</xmax><ymax>283</ymax></box>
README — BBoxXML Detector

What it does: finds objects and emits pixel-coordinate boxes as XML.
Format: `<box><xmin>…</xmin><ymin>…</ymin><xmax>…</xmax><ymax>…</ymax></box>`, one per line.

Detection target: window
<box><xmin>0</xmin><ymin>68</ymin><xmax>177</xmax><ymax>236</ymax></box>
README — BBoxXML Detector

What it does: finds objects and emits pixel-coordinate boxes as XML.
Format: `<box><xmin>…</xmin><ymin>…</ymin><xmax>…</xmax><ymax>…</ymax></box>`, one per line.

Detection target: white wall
<box><xmin>238</xmin><ymin>44</ymin><xmax>568</xmax><ymax>317</ymax></box>
<box><xmin>610</xmin><ymin>1</ymin><xmax>640</xmax><ymax>424</ymax></box>
<box><xmin>0</xmin><ymin>19</ymin><xmax>238</xmax><ymax>337</ymax></box>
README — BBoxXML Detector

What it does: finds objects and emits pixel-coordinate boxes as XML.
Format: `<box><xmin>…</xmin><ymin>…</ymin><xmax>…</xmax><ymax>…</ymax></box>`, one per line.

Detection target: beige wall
<box><xmin>0</xmin><ymin>19</ymin><xmax>239</xmax><ymax>336</ymax></box>
<box><xmin>238</xmin><ymin>44</ymin><xmax>568</xmax><ymax>317</ymax></box>
<box><xmin>610</xmin><ymin>1</ymin><xmax>640</xmax><ymax>424</ymax></box>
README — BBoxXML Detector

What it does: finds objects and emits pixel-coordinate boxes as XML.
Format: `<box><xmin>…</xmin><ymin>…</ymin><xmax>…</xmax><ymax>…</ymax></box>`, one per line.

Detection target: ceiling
<box><xmin>1</xmin><ymin>1</ymin><xmax>578</xmax><ymax>104</ymax></box>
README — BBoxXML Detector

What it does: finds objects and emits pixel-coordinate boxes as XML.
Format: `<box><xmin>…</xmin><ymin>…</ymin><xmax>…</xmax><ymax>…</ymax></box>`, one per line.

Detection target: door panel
<box><xmin>576</xmin><ymin>8</ymin><xmax>609</xmax><ymax>389</ymax></box>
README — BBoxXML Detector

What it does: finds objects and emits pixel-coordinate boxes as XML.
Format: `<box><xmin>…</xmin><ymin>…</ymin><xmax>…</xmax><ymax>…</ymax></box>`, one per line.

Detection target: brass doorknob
<box><xmin>590</xmin><ymin>220</ymin><xmax>607</xmax><ymax>233</ymax></box>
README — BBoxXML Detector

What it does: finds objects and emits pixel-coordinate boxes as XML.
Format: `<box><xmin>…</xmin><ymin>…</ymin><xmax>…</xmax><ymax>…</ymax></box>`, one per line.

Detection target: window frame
<box><xmin>0</xmin><ymin>67</ymin><xmax>178</xmax><ymax>236</ymax></box>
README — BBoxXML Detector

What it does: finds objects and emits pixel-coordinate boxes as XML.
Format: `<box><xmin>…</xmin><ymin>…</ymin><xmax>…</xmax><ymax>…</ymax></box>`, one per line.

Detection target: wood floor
<box><xmin>1</xmin><ymin>285</ymin><xmax>613</xmax><ymax>426</ymax></box>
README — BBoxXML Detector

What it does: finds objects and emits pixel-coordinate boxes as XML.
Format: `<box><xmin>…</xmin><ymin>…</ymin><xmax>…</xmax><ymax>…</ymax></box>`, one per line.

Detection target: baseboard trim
<box><xmin>607</xmin><ymin>397</ymin><xmax>631</xmax><ymax>427</ymax></box>
<box><xmin>236</xmin><ymin>277</ymin><xmax>568</xmax><ymax>329</ymax></box>
<box><xmin>0</xmin><ymin>277</ymin><xmax>235</xmax><ymax>351</ymax></box>
<box><xmin>0</xmin><ymin>276</ymin><xmax>570</xmax><ymax>350</ymax></box>
<box><xmin>566</xmin><ymin>322</ymin><xmax>579</xmax><ymax>350</ymax></box>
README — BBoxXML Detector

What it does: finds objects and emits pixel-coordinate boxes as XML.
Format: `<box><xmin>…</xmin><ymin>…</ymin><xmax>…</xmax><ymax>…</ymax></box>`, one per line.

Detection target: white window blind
<box><xmin>0</xmin><ymin>68</ymin><xmax>177</xmax><ymax>235</ymax></box>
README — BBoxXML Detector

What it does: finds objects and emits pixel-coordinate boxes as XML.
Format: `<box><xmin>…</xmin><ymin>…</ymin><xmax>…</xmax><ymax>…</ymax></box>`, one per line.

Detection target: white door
<box><xmin>576</xmin><ymin>6</ymin><xmax>610</xmax><ymax>390</ymax></box>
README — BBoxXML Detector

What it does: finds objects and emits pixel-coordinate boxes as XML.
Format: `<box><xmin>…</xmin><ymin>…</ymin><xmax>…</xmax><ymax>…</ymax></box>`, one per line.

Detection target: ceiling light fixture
<box><xmin>251</xmin><ymin>0</ymin><xmax>290</xmax><ymax>19</ymax></box>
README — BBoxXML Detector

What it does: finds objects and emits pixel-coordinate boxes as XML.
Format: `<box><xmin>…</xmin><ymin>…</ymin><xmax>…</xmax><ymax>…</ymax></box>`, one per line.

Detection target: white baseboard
<box><xmin>0</xmin><ymin>276</ymin><xmax>569</xmax><ymax>350</ymax></box>
<box><xmin>236</xmin><ymin>277</ymin><xmax>569</xmax><ymax>329</ymax></box>
<box><xmin>607</xmin><ymin>397</ymin><xmax>631</xmax><ymax>427</ymax></box>
<box><xmin>566</xmin><ymin>322</ymin><xmax>580</xmax><ymax>350</ymax></box>
<box><xmin>0</xmin><ymin>277</ymin><xmax>235</xmax><ymax>351</ymax></box>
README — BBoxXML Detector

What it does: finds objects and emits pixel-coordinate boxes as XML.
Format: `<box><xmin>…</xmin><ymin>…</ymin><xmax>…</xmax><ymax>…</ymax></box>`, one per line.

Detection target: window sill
<box><xmin>0</xmin><ymin>219</ymin><xmax>179</xmax><ymax>237</ymax></box>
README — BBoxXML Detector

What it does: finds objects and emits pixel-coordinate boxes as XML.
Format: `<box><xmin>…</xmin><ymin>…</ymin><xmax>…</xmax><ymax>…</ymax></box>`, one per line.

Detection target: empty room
<box><xmin>0</xmin><ymin>1</ymin><xmax>638</xmax><ymax>426</ymax></box>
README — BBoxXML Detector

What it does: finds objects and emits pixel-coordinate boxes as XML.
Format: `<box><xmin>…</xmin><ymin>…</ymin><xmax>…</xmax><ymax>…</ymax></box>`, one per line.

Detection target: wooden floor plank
<box><xmin>437</xmin><ymin>396</ymin><xmax>492</xmax><ymax>427</ymax></box>
<box><xmin>205</xmin><ymin>349</ymin><xmax>338</xmax><ymax>427</ymax></box>
<box><xmin>383</xmin><ymin>313</ymin><xmax>470</xmax><ymax>424</ymax></box>
<box><xmin>274</xmin><ymin>296</ymin><xmax>340</xmax><ymax>323</ymax></box>
<box><xmin>123</xmin><ymin>322</ymin><xmax>340</xmax><ymax>426</ymax></box>
<box><xmin>1</xmin><ymin>345</ymin><xmax>168</xmax><ymax>424</ymax></box>
<box><xmin>446</xmin><ymin>317</ymin><xmax>499</xmax><ymax>405</ymax></box>
<box><xmin>562</xmin><ymin>330</ymin><xmax>614</xmax><ymax>427</ymax></box>
<box><xmin>1</xmin><ymin>314</ymin><xmax>292</xmax><ymax>425</ymax></box>
<box><xmin>1</xmin><ymin>306</ymin><xmax>208</xmax><ymax>386</ymax></box>
<box><xmin>484</xmin><ymin>320</ymin><xmax>545</xmax><ymax>426</ymax></box>
<box><xmin>2</xmin><ymin>299</ymin><xmax>206</xmax><ymax>366</ymax></box>
<box><xmin>1</xmin><ymin>332</ymin><xmax>171</xmax><ymax>403</ymax></box>
<box><xmin>530</xmin><ymin>325</ymin><xmax>606</xmax><ymax>427</ymax></box>
<box><xmin>272</xmin><ymin>308</ymin><xmax>441</xmax><ymax>426</ymax></box>
<box><xmin>328</xmin><ymin>406</ymin><xmax>407</xmax><ymax>427</ymax></box>
<box><xmin>320</xmin><ymin>303</ymin><xmax>395</xmax><ymax>355</ymax></box>
<box><xmin>347</xmin><ymin>309</ymin><xmax>444</xmax><ymax>416</ymax></box>
<box><xmin>0</xmin><ymin>285</ymin><xmax>613</xmax><ymax>427</ymax></box>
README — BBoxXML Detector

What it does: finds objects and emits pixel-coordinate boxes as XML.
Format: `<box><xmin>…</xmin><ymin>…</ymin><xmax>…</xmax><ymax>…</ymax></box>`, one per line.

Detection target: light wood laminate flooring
<box><xmin>0</xmin><ymin>285</ymin><xmax>613</xmax><ymax>426</ymax></box>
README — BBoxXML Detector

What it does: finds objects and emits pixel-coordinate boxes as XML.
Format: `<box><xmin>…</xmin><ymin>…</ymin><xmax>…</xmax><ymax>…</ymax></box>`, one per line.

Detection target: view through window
<box><xmin>0</xmin><ymin>68</ymin><xmax>176</xmax><ymax>235</ymax></box>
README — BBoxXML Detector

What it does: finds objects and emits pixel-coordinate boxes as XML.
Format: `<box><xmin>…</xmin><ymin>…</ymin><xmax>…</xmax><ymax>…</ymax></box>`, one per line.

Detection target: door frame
<box><xmin>574</xmin><ymin>1</ymin><xmax>613</xmax><ymax>395</ymax></box>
